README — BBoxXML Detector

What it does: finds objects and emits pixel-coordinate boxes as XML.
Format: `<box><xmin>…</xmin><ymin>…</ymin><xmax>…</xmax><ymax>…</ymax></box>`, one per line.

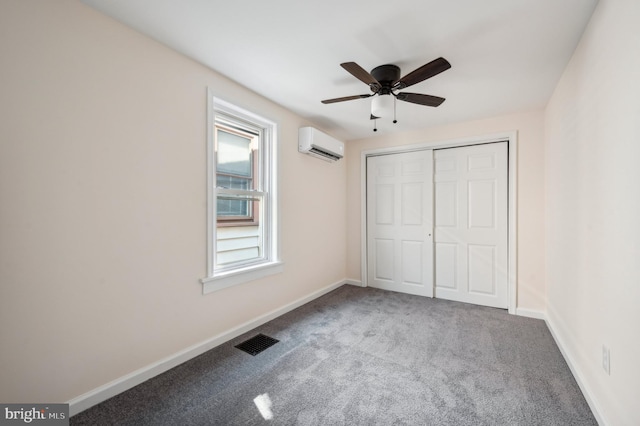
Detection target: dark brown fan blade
<box><xmin>341</xmin><ymin>62</ymin><xmax>381</xmax><ymax>91</ymax></box>
<box><xmin>396</xmin><ymin>92</ymin><xmax>446</xmax><ymax>107</ymax></box>
<box><xmin>321</xmin><ymin>94</ymin><xmax>372</xmax><ymax>104</ymax></box>
<box><xmin>394</xmin><ymin>57</ymin><xmax>451</xmax><ymax>89</ymax></box>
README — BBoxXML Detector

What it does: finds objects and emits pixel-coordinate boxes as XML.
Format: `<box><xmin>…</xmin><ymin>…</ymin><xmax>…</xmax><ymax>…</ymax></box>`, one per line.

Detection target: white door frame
<box><xmin>360</xmin><ymin>131</ymin><xmax>518</xmax><ymax>314</ymax></box>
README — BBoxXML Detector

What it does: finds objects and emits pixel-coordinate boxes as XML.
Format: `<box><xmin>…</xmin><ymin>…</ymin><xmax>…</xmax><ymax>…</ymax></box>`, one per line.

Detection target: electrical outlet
<box><xmin>602</xmin><ymin>345</ymin><xmax>610</xmax><ymax>375</ymax></box>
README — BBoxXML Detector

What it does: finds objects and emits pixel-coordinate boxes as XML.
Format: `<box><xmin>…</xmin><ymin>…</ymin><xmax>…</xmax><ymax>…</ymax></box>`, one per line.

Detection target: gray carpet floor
<box><xmin>71</xmin><ymin>285</ymin><xmax>596</xmax><ymax>425</ymax></box>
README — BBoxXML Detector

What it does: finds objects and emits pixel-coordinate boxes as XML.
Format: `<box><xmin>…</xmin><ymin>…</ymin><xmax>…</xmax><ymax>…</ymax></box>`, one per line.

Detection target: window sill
<box><xmin>201</xmin><ymin>261</ymin><xmax>284</xmax><ymax>295</ymax></box>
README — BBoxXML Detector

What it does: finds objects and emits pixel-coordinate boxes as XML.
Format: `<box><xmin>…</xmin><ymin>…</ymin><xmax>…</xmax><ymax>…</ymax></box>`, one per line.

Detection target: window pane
<box><xmin>217</xmin><ymin>198</ymin><xmax>250</xmax><ymax>217</ymax></box>
<box><xmin>216</xmin><ymin>175</ymin><xmax>251</xmax><ymax>190</ymax></box>
<box><xmin>217</xmin><ymin>129</ymin><xmax>252</xmax><ymax>177</ymax></box>
<box><xmin>216</xmin><ymin>198</ymin><xmax>263</xmax><ymax>266</ymax></box>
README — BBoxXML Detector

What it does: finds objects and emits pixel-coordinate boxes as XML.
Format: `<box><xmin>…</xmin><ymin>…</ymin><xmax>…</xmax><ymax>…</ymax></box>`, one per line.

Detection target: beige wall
<box><xmin>0</xmin><ymin>0</ymin><xmax>346</xmax><ymax>404</ymax></box>
<box><xmin>346</xmin><ymin>111</ymin><xmax>546</xmax><ymax>313</ymax></box>
<box><xmin>545</xmin><ymin>0</ymin><xmax>640</xmax><ymax>424</ymax></box>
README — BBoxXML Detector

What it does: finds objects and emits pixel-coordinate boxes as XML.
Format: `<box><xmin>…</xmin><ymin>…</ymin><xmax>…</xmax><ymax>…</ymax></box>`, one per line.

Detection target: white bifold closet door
<box><xmin>433</xmin><ymin>142</ymin><xmax>508</xmax><ymax>309</ymax></box>
<box><xmin>366</xmin><ymin>150</ymin><xmax>434</xmax><ymax>297</ymax></box>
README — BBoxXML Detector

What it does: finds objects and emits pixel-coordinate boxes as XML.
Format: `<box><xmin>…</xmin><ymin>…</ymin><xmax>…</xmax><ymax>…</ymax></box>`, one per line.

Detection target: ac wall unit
<box><xmin>298</xmin><ymin>127</ymin><xmax>344</xmax><ymax>162</ymax></box>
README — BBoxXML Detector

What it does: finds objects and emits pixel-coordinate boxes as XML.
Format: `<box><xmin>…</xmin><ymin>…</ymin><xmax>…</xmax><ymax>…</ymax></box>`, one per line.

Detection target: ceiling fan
<box><xmin>321</xmin><ymin>57</ymin><xmax>451</xmax><ymax>130</ymax></box>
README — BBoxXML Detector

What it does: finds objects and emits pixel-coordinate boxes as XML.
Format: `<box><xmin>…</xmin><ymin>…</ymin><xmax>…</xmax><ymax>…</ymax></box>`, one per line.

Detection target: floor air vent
<box><xmin>235</xmin><ymin>334</ymin><xmax>279</xmax><ymax>356</ymax></box>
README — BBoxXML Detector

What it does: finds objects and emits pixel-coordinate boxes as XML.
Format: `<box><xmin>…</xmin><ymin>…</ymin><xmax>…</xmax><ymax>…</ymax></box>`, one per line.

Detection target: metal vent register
<box><xmin>235</xmin><ymin>334</ymin><xmax>279</xmax><ymax>356</ymax></box>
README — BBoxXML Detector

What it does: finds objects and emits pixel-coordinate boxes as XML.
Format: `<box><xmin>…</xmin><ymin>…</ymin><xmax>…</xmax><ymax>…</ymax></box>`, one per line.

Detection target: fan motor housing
<box><xmin>371</xmin><ymin>64</ymin><xmax>400</xmax><ymax>94</ymax></box>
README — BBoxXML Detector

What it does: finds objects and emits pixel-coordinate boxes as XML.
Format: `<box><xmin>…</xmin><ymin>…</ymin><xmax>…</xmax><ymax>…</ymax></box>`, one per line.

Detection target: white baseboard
<box><xmin>510</xmin><ymin>306</ymin><xmax>606</xmax><ymax>424</ymax></box>
<box><xmin>517</xmin><ymin>306</ymin><xmax>606</xmax><ymax>424</ymax></box>
<box><xmin>514</xmin><ymin>307</ymin><xmax>546</xmax><ymax>320</ymax></box>
<box><xmin>68</xmin><ymin>279</ymin><xmax>347</xmax><ymax>416</ymax></box>
<box><xmin>544</xmin><ymin>312</ymin><xmax>607</xmax><ymax>425</ymax></box>
<box><xmin>344</xmin><ymin>278</ymin><xmax>364</xmax><ymax>287</ymax></box>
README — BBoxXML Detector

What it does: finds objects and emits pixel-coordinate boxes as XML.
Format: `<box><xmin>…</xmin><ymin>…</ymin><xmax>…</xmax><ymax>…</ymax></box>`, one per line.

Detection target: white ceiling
<box><xmin>82</xmin><ymin>0</ymin><xmax>598</xmax><ymax>141</ymax></box>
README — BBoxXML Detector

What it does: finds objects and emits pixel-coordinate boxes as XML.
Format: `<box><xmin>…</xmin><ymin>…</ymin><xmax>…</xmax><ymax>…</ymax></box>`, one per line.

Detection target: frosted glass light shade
<box><xmin>371</xmin><ymin>95</ymin><xmax>393</xmax><ymax>118</ymax></box>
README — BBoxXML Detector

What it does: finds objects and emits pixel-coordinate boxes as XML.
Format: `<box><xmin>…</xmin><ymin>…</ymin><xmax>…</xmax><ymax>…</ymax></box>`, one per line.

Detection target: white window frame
<box><xmin>201</xmin><ymin>91</ymin><xmax>282</xmax><ymax>294</ymax></box>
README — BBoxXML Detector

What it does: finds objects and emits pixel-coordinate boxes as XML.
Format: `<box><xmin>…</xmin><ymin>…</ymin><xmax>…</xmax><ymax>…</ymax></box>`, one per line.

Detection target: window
<box><xmin>202</xmin><ymin>93</ymin><xmax>281</xmax><ymax>294</ymax></box>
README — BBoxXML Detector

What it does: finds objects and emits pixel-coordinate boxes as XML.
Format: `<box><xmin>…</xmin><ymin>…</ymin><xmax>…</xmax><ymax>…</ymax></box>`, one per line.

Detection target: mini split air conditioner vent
<box><xmin>308</xmin><ymin>147</ymin><xmax>342</xmax><ymax>161</ymax></box>
<box><xmin>298</xmin><ymin>127</ymin><xmax>344</xmax><ymax>162</ymax></box>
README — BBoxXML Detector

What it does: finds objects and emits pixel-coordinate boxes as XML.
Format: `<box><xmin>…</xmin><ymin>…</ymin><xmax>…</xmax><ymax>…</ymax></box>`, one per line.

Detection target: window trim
<box><xmin>201</xmin><ymin>91</ymin><xmax>282</xmax><ymax>294</ymax></box>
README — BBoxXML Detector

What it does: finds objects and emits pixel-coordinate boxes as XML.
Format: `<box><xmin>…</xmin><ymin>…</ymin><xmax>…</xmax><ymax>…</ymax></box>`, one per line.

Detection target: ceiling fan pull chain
<box><xmin>393</xmin><ymin>96</ymin><xmax>398</xmax><ymax>124</ymax></box>
<box><xmin>373</xmin><ymin>118</ymin><xmax>378</xmax><ymax>132</ymax></box>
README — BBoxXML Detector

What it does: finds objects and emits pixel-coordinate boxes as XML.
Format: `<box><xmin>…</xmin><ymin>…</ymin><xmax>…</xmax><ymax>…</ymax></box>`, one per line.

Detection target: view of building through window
<box><xmin>216</xmin><ymin>126</ymin><xmax>257</xmax><ymax>221</ymax></box>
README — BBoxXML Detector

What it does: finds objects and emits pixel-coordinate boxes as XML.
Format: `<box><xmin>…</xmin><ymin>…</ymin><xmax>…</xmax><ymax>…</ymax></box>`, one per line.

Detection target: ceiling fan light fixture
<box><xmin>322</xmin><ymin>58</ymin><xmax>451</xmax><ymax>132</ymax></box>
<box><xmin>371</xmin><ymin>94</ymin><xmax>394</xmax><ymax>118</ymax></box>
